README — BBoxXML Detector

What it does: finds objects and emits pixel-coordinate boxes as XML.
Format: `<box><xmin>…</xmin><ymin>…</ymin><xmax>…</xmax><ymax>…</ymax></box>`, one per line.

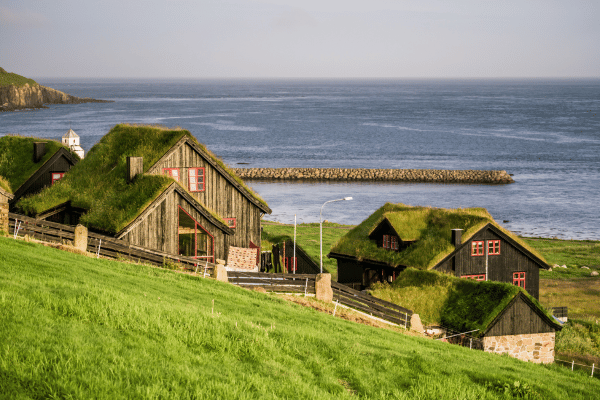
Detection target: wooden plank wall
<box><xmin>485</xmin><ymin>296</ymin><xmax>556</xmax><ymax>336</ymax></box>
<box><xmin>151</xmin><ymin>142</ymin><xmax>261</xmax><ymax>250</ymax></box>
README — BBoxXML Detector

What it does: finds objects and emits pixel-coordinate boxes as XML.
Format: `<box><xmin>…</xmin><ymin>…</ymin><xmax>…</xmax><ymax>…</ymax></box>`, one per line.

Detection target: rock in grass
<box><xmin>591</xmin><ymin>271</ymin><xmax>599</xmax><ymax>277</ymax></box>
<box><xmin>581</xmin><ymin>266</ymin><xmax>590</xmax><ymax>269</ymax></box>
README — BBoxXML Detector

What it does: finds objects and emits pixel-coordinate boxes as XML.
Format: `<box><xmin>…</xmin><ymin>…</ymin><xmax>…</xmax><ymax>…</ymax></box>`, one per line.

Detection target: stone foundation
<box><xmin>482</xmin><ymin>332</ymin><xmax>555</xmax><ymax>363</ymax></box>
<box><xmin>232</xmin><ymin>168</ymin><xmax>514</xmax><ymax>184</ymax></box>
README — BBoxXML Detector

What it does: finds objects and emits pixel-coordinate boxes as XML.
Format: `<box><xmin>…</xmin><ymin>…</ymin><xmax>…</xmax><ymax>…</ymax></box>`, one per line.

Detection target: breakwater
<box><xmin>232</xmin><ymin>168</ymin><xmax>514</xmax><ymax>184</ymax></box>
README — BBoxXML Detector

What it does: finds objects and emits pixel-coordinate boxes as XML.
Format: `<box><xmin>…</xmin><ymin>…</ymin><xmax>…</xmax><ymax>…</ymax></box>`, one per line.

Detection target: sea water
<box><xmin>1</xmin><ymin>78</ymin><xmax>599</xmax><ymax>239</ymax></box>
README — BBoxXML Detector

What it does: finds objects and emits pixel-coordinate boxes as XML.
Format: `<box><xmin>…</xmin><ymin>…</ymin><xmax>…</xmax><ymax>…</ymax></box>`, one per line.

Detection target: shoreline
<box><xmin>233</xmin><ymin>167</ymin><xmax>514</xmax><ymax>184</ymax></box>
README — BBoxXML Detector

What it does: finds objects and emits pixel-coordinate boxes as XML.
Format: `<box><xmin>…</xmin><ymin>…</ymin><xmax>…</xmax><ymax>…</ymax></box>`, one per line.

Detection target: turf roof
<box><xmin>0</xmin><ymin>135</ymin><xmax>71</xmax><ymax>194</ymax></box>
<box><xmin>330</xmin><ymin>202</ymin><xmax>546</xmax><ymax>269</ymax></box>
<box><xmin>377</xmin><ymin>268</ymin><xmax>556</xmax><ymax>336</ymax></box>
<box><xmin>17</xmin><ymin>124</ymin><xmax>266</xmax><ymax>234</ymax></box>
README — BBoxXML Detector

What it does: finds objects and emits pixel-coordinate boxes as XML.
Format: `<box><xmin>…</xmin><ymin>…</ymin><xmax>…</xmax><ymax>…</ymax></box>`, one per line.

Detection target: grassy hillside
<box><xmin>0</xmin><ymin>67</ymin><xmax>38</xmax><ymax>87</ymax></box>
<box><xmin>2</xmin><ymin>236</ymin><xmax>600</xmax><ymax>399</ymax></box>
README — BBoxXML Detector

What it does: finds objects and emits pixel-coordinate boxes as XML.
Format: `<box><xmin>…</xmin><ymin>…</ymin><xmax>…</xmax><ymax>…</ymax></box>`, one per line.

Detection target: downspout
<box><xmin>485</xmin><ymin>240</ymin><xmax>489</xmax><ymax>281</ymax></box>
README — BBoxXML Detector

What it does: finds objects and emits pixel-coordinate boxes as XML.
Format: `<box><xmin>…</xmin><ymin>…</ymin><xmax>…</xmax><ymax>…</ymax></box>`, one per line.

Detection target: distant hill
<box><xmin>0</xmin><ymin>67</ymin><xmax>38</xmax><ymax>87</ymax></box>
<box><xmin>0</xmin><ymin>67</ymin><xmax>112</xmax><ymax>112</ymax></box>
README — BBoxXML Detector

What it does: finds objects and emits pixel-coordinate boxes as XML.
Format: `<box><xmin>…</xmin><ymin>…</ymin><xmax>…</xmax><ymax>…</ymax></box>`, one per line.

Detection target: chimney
<box><xmin>33</xmin><ymin>142</ymin><xmax>46</xmax><ymax>163</ymax></box>
<box><xmin>126</xmin><ymin>157</ymin><xmax>143</xmax><ymax>183</ymax></box>
<box><xmin>451</xmin><ymin>229</ymin><xmax>462</xmax><ymax>248</ymax></box>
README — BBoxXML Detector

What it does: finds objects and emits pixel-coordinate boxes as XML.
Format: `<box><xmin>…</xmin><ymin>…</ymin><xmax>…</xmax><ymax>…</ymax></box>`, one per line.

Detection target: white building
<box><xmin>62</xmin><ymin>129</ymin><xmax>85</xmax><ymax>159</ymax></box>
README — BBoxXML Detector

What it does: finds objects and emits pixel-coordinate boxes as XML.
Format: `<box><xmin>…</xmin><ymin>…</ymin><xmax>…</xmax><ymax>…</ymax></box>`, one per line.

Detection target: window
<box><xmin>51</xmin><ymin>173</ymin><xmax>65</xmax><ymax>185</ymax></box>
<box><xmin>178</xmin><ymin>206</ymin><xmax>213</xmax><ymax>262</ymax></box>
<box><xmin>188</xmin><ymin>168</ymin><xmax>205</xmax><ymax>192</ymax></box>
<box><xmin>383</xmin><ymin>234</ymin><xmax>390</xmax><ymax>249</ymax></box>
<box><xmin>488</xmin><ymin>240</ymin><xmax>501</xmax><ymax>255</ymax></box>
<box><xmin>391</xmin><ymin>236</ymin><xmax>399</xmax><ymax>251</ymax></box>
<box><xmin>163</xmin><ymin>168</ymin><xmax>180</xmax><ymax>182</ymax></box>
<box><xmin>224</xmin><ymin>218</ymin><xmax>236</xmax><ymax>228</ymax></box>
<box><xmin>471</xmin><ymin>241</ymin><xmax>484</xmax><ymax>256</ymax></box>
<box><xmin>462</xmin><ymin>274</ymin><xmax>486</xmax><ymax>281</ymax></box>
<box><xmin>285</xmin><ymin>257</ymin><xmax>298</xmax><ymax>273</ymax></box>
<box><xmin>513</xmin><ymin>272</ymin><xmax>526</xmax><ymax>289</ymax></box>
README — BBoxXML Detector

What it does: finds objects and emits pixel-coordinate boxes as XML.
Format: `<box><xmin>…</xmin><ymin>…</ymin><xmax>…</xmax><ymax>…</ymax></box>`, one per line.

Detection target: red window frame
<box><xmin>513</xmin><ymin>272</ymin><xmax>526</xmax><ymax>289</ymax></box>
<box><xmin>188</xmin><ymin>168</ymin><xmax>205</xmax><ymax>192</ymax></box>
<box><xmin>462</xmin><ymin>274</ymin><xmax>486</xmax><ymax>281</ymax></box>
<box><xmin>383</xmin><ymin>234</ymin><xmax>390</xmax><ymax>249</ymax></box>
<box><xmin>177</xmin><ymin>206</ymin><xmax>214</xmax><ymax>263</ymax></box>
<box><xmin>51</xmin><ymin>172</ymin><xmax>65</xmax><ymax>185</ymax></box>
<box><xmin>163</xmin><ymin>168</ymin><xmax>180</xmax><ymax>182</ymax></box>
<box><xmin>224</xmin><ymin>218</ymin><xmax>236</xmax><ymax>228</ymax></box>
<box><xmin>285</xmin><ymin>257</ymin><xmax>298</xmax><ymax>273</ymax></box>
<box><xmin>471</xmin><ymin>241</ymin><xmax>484</xmax><ymax>256</ymax></box>
<box><xmin>390</xmin><ymin>236</ymin><xmax>399</xmax><ymax>251</ymax></box>
<box><xmin>488</xmin><ymin>240</ymin><xmax>501</xmax><ymax>255</ymax></box>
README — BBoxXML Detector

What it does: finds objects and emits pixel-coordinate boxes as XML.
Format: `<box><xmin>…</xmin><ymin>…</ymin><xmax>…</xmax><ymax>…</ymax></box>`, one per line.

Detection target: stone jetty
<box><xmin>232</xmin><ymin>168</ymin><xmax>514</xmax><ymax>184</ymax></box>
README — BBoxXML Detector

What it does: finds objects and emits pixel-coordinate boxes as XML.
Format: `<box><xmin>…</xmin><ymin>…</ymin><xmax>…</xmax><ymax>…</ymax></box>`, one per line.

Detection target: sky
<box><xmin>1</xmin><ymin>0</ymin><xmax>599</xmax><ymax>79</ymax></box>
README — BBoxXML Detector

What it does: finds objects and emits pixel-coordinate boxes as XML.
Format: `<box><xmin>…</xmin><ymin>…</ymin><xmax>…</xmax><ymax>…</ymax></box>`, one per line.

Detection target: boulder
<box><xmin>591</xmin><ymin>271</ymin><xmax>599</xmax><ymax>277</ymax></box>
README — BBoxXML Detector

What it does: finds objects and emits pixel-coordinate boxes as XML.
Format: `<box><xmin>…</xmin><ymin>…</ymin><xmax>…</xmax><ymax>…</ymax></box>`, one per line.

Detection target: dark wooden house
<box><xmin>17</xmin><ymin>124</ymin><xmax>271</xmax><ymax>264</ymax></box>
<box><xmin>0</xmin><ymin>135</ymin><xmax>79</xmax><ymax>208</ymax></box>
<box><xmin>281</xmin><ymin>240</ymin><xmax>321</xmax><ymax>274</ymax></box>
<box><xmin>328</xmin><ymin>203</ymin><xmax>549</xmax><ymax>299</ymax></box>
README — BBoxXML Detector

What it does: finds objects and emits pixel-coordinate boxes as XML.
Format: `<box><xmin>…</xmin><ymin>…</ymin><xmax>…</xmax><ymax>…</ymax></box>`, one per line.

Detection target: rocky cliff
<box><xmin>0</xmin><ymin>83</ymin><xmax>112</xmax><ymax>112</ymax></box>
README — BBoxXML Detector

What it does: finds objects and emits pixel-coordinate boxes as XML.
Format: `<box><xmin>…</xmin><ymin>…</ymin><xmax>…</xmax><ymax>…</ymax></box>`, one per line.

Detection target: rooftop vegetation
<box><xmin>0</xmin><ymin>67</ymin><xmax>38</xmax><ymax>87</ymax></box>
<box><xmin>1</xmin><ymin>236</ymin><xmax>598</xmax><ymax>399</ymax></box>
<box><xmin>330</xmin><ymin>202</ymin><xmax>546</xmax><ymax>269</ymax></box>
<box><xmin>0</xmin><ymin>135</ymin><xmax>70</xmax><ymax>194</ymax></box>
<box><xmin>370</xmin><ymin>268</ymin><xmax>554</xmax><ymax>336</ymax></box>
<box><xmin>17</xmin><ymin>124</ymin><xmax>263</xmax><ymax>233</ymax></box>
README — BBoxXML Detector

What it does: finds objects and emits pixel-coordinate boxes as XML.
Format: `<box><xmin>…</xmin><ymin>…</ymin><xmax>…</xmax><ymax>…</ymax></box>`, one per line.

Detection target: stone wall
<box><xmin>0</xmin><ymin>195</ymin><xmax>8</xmax><ymax>234</ymax></box>
<box><xmin>482</xmin><ymin>332</ymin><xmax>555</xmax><ymax>363</ymax></box>
<box><xmin>232</xmin><ymin>168</ymin><xmax>514</xmax><ymax>184</ymax></box>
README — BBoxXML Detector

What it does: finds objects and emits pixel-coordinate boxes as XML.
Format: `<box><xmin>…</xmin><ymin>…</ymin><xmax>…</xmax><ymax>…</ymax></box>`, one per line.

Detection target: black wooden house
<box><xmin>328</xmin><ymin>203</ymin><xmax>549</xmax><ymax>299</ymax></box>
<box><xmin>0</xmin><ymin>135</ymin><xmax>79</xmax><ymax>208</ymax></box>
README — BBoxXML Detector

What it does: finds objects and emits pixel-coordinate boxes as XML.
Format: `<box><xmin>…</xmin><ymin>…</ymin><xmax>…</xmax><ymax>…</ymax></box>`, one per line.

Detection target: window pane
<box><xmin>178</xmin><ymin>208</ymin><xmax>195</xmax><ymax>257</ymax></box>
<box><xmin>189</xmin><ymin>169</ymin><xmax>196</xmax><ymax>176</ymax></box>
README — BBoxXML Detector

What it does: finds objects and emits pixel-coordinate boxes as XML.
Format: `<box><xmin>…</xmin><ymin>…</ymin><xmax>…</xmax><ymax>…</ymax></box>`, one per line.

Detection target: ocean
<box><xmin>1</xmin><ymin>78</ymin><xmax>599</xmax><ymax>239</ymax></box>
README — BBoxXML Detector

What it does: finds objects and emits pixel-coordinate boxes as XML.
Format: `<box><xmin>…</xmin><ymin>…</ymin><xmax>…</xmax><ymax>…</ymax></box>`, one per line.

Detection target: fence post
<box><xmin>304</xmin><ymin>278</ymin><xmax>308</xmax><ymax>296</ymax></box>
<box><xmin>315</xmin><ymin>273</ymin><xmax>333</xmax><ymax>303</ymax></box>
<box><xmin>74</xmin><ymin>224</ymin><xmax>88</xmax><ymax>252</ymax></box>
<box><xmin>572</xmin><ymin>360</ymin><xmax>575</xmax><ymax>371</ymax></box>
<box><xmin>592</xmin><ymin>364</ymin><xmax>595</xmax><ymax>377</ymax></box>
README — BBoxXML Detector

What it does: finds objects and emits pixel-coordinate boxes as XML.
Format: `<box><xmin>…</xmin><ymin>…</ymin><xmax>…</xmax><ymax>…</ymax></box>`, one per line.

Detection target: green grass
<box><xmin>523</xmin><ymin>237</ymin><xmax>600</xmax><ymax>279</ymax></box>
<box><xmin>330</xmin><ymin>203</ymin><xmax>546</xmax><ymax>270</ymax></box>
<box><xmin>261</xmin><ymin>221</ymin><xmax>352</xmax><ymax>279</ymax></box>
<box><xmin>2</xmin><ymin>236</ymin><xmax>600</xmax><ymax>399</ymax></box>
<box><xmin>556</xmin><ymin>319</ymin><xmax>600</xmax><ymax>360</ymax></box>
<box><xmin>0</xmin><ymin>67</ymin><xmax>38</xmax><ymax>87</ymax></box>
<box><xmin>0</xmin><ymin>136</ymin><xmax>71</xmax><ymax>194</ymax></box>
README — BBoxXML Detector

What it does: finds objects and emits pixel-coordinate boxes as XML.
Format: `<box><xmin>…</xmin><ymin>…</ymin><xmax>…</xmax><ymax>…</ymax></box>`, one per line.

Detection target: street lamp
<box><xmin>320</xmin><ymin>197</ymin><xmax>353</xmax><ymax>273</ymax></box>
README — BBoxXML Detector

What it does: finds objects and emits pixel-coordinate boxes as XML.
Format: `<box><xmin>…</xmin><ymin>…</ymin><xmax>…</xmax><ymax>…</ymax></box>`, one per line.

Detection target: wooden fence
<box><xmin>228</xmin><ymin>271</ymin><xmax>316</xmax><ymax>294</ymax></box>
<box><xmin>227</xmin><ymin>272</ymin><xmax>413</xmax><ymax>328</ymax></box>
<box><xmin>8</xmin><ymin>213</ymin><xmax>214</xmax><ymax>274</ymax></box>
<box><xmin>331</xmin><ymin>281</ymin><xmax>413</xmax><ymax>328</ymax></box>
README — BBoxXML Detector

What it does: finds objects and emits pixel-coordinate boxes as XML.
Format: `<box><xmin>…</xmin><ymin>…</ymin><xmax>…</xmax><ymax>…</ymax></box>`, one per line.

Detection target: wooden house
<box><xmin>0</xmin><ymin>135</ymin><xmax>79</xmax><ymax>207</ymax></box>
<box><xmin>375</xmin><ymin>268</ymin><xmax>561</xmax><ymax>363</ymax></box>
<box><xmin>328</xmin><ymin>203</ymin><xmax>549</xmax><ymax>299</ymax></box>
<box><xmin>281</xmin><ymin>240</ymin><xmax>321</xmax><ymax>274</ymax></box>
<box><xmin>17</xmin><ymin>124</ymin><xmax>271</xmax><ymax>264</ymax></box>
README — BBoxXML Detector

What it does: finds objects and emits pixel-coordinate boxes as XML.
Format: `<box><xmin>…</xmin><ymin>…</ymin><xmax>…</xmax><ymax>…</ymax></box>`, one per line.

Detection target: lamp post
<box><xmin>320</xmin><ymin>197</ymin><xmax>352</xmax><ymax>273</ymax></box>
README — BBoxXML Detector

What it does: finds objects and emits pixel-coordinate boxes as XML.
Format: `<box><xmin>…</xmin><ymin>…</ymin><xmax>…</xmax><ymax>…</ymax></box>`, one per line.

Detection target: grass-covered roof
<box><xmin>370</xmin><ymin>268</ymin><xmax>556</xmax><ymax>336</ymax></box>
<box><xmin>0</xmin><ymin>135</ymin><xmax>70</xmax><ymax>194</ymax></box>
<box><xmin>17</xmin><ymin>124</ymin><xmax>265</xmax><ymax>234</ymax></box>
<box><xmin>329</xmin><ymin>202</ymin><xmax>546</xmax><ymax>269</ymax></box>
<box><xmin>0</xmin><ymin>67</ymin><xmax>38</xmax><ymax>87</ymax></box>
